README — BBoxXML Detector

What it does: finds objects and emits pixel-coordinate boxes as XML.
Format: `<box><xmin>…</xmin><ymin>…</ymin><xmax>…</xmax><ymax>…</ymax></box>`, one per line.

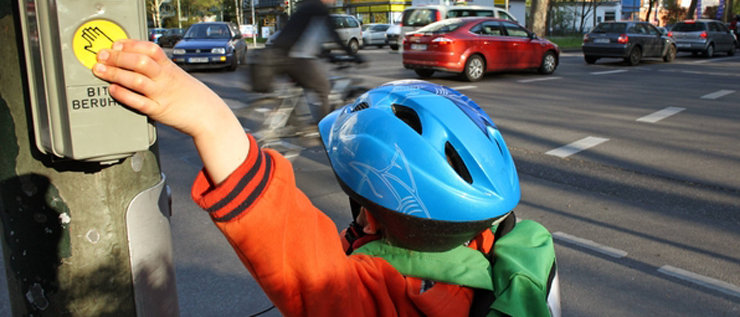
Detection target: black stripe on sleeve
<box><xmin>207</xmin><ymin>150</ymin><xmax>264</xmax><ymax>213</ymax></box>
<box><xmin>213</xmin><ymin>153</ymin><xmax>273</xmax><ymax>222</ymax></box>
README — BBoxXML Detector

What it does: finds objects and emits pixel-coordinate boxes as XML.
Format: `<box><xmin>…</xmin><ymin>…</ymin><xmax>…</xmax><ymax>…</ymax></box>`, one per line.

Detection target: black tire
<box><xmin>414</xmin><ymin>69</ymin><xmax>435</xmax><ymax>78</ymax></box>
<box><xmin>584</xmin><ymin>56</ymin><xmax>598</xmax><ymax>64</ymax></box>
<box><xmin>390</xmin><ymin>44</ymin><xmax>399</xmax><ymax>51</ymax></box>
<box><xmin>462</xmin><ymin>55</ymin><xmax>485</xmax><ymax>82</ymax></box>
<box><xmin>728</xmin><ymin>45</ymin><xmax>735</xmax><ymax>56</ymax></box>
<box><xmin>240</xmin><ymin>48</ymin><xmax>248</xmax><ymax>64</ymax></box>
<box><xmin>704</xmin><ymin>43</ymin><xmax>714</xmax><ymax>57</ymax></box>
<box><xmin>227</xmin><ymin>56</ymin><xmax>238</xmax><ymax>71</ymax></box>
<box><xmin>624</xmin><ymin>46</ymin><xmax>642</xmax><ymax>66</ymax></box>
<box><xmin>663</xmin><ymin>44</ymin><xmax>676</xmax><ymax>62</ymax></box>
<box><xmin>538</xmin><ymin>51</ymin><xmax>557</xmax><ymax>74</ymax></box>
<box><xmin>348</xmin><ymin>39</ymin><xmax>360</xmax><ymax>55</ymax></box>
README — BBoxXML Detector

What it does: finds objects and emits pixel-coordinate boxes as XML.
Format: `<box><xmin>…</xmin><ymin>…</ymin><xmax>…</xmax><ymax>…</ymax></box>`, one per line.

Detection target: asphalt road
<box><xmin>1</xmin><ymin>47</ymin><xmax>738</xmax><ymax>316</ymax></box>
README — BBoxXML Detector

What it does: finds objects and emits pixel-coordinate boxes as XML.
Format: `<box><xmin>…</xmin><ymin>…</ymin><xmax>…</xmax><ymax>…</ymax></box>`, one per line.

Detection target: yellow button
<box><xmin>72</xmin><ymin>19</ymin><xmax>128</xmax><ymax>69</ymax></box>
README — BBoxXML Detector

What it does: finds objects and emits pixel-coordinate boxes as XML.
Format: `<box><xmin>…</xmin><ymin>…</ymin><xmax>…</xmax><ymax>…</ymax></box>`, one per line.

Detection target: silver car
<box><xmin>327</xmin><ymin>14</ymin><xmax>363</xmax><ymax>54</ymax></box>
<box><xmin>362</xmin><ymin>23</ymin><xmax>391</xmax><ymax>48</ymax></box>
<box><xmin>670</xmin><ymin>19</ymin><xmax>736</xmax><ymax>57</ymax></box>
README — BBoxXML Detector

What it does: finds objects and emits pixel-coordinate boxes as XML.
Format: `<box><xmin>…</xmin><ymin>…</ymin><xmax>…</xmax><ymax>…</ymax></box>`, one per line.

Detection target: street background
<box><xmin>1</xmin><ymin>46</ymin><xmax>739</xmax><ymax>315</ymax></box>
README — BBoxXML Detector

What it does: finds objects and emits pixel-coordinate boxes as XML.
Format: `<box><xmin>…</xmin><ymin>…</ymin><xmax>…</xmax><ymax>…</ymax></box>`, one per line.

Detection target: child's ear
<box><xmin>363</xmin><ymin>210</ymin><xmax>380</xmax><ymax>235</ymax></box>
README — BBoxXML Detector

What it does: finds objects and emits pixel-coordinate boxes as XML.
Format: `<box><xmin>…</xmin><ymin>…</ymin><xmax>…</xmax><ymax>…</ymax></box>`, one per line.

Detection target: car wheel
<box><xmin>377</xmin><ymin>45</ymin><xmax>384</xmax><ymax>48</ymax></box>
<box><xmin>390</xmin><ymin>44</ymin><xmax>399</xmax><ymax>51</ymax></box>
<box><xmin>624</xmin><ymin>46</ymin><xmax>641</xmax><ymax>66</ymax></box>
<box><xmin>584</xmin><ymin>56</ymin><xmax>598</xmax><ymax>64</ymax></box>
<box><xmin>663</xmin><ymin>44</ymin><xmax>676</xmax><ymax>62</ymax></box>
<box><xmin>704</xmin><ymin>44</ymin><xmax>714</xmax><ymax>57</ymax></box>
<box><xmin>240</xmin><ymin>49</ymin><xmax>248</xmax><ymax>64</ymax></box>
<box><xmin>539</xmin><ymin>51</ymin><xmax>557</xmax><ymax>74</ymax></box>
<box><xmin>727</xmin><ymin>45</ymin><xmax>735</xmax><ymax>56</ymax></box>
<box><xmin>414</xmin><ymin>69</ymin><xmax>435</xmax><ymax>78</ymax></box>
<box><xmin>462</xmin><ymin>55</ymin><xmax>485</xmax><ymax>82</ymax></box>
<box><xmin>348</xmin><ymin>39</ymin><xmax>360</xmax><ymax>55</ymax></box>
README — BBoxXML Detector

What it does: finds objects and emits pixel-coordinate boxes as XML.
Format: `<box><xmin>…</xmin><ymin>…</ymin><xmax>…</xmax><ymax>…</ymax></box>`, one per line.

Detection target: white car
<box><xmin>385</xmin><ymin>23</ymin><xmax>401</xmax><ymax>51</ymax></box>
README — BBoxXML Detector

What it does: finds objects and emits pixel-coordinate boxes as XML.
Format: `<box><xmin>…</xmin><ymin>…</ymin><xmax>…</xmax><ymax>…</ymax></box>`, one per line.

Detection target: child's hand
<box><xmin>92</xmin><ymin>39</ymin><xmax>224</xmax><ymax>138</ymax></box>
<box><xmin>93</xmin><ymin>39</ymin><xmax>249</xmax><ymax>184</ymax></box>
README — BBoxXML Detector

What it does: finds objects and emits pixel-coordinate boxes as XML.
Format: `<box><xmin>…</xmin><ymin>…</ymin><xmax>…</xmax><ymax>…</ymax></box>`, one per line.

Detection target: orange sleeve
<box><xmin>191</xmin><ymin>135</ymin><xmax>419</xmax><ymax>316</ymax></box>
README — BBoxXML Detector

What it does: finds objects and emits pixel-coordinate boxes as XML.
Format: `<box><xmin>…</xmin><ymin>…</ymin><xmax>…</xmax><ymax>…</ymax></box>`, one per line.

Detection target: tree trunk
<box><xmin>528</xmin><ymin>0</ymin><xmax>550</xmax><ymax>36</ymax></box>
<box><xmin>687</xmin><ymin>0</ymin><xmax>698</xmax><ymax>19</ymax></box>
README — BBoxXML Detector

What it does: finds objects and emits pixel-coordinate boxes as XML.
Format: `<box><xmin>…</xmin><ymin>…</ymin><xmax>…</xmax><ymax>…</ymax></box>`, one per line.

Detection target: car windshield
<box><xmin>672</xmin><ymin>22</ymin><xmax>705</xmax><ymax>32</ymax></box>
<box><xmin>403</xmin><ymin>9</ymin><xmax>438</xmax><ymax>27</ymax></box>
<box><xmin>415</xmin><ymin>19</ymin><xmax>465</xmax><ymax>34</ymax></box>
<box><xmin>184</xmin><ymin>24</ymin><xmax>231</xmax><ymax>39</ymax></box>
<box><xmin>591</xmin><ymin>23</ymin><xmax>627</xmax><ymax>33</ymax></box>
<box><xmin>371</xmin><ymin>25</ymin><xmax>390</xmax><ymax>32</ymax></box>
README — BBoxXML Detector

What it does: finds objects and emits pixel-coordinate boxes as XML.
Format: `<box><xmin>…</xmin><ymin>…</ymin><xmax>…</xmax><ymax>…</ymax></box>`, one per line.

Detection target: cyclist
<box><xmin>266</xmin><ymin>0</ymin><xmax>362</xmax><ymax>134</ymax></box>
<box><xmin>93</xmin><ymin>39</ymin><xmax>558</xmax><ymax>316</ymax></box>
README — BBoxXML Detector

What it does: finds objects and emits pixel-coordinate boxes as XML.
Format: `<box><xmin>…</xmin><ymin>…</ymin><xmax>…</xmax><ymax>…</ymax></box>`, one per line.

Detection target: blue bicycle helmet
<box><xmin>319</xmin><ymin>80</ymin><xmax>520</xmax><ymax>251</ymax></box>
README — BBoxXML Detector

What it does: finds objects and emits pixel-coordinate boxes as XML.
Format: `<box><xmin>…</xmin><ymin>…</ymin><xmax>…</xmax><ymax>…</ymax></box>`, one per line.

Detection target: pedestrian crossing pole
<box><xmin>1</xmin><ymin>1</ymin><xmax>178</xmax><ymax>315</ymax></box>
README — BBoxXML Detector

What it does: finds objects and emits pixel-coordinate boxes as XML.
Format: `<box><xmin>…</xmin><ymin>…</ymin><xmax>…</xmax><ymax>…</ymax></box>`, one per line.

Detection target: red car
<box><xmin>402</xmin><ymin>17</ymin><xmax>560</xmax><ymax>81</ymax></box>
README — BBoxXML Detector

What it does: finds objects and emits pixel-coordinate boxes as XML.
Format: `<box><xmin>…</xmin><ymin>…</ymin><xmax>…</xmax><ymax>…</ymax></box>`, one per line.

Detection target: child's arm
<box><xmin>92</xmin><ymin>39</ymin><xmax>249</xmax><ymax>184</ymax></box>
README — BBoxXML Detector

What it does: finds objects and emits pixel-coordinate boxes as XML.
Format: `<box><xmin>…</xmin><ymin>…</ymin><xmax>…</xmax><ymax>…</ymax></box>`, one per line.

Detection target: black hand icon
<box><xmin>81</xmin><ymin>26</ymin><xmax>114</xmax><ymax>55</ymax></box>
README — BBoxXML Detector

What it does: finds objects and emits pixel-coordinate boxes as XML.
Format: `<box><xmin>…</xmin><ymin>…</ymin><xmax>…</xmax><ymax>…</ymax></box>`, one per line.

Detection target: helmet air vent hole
<box><xmin>352</xmin><ymin>102</ymin><xmax>369</xmax><ymax>112</ymax></box>
<box><xmin>445</xmin><ymin>142</ymin><xmax>472</xmax><ymax>184</ymax></box>
<box><xmin>392</xmin><ymin>104</ymin><xmax>422</xmax><ymax>135</ymax></box>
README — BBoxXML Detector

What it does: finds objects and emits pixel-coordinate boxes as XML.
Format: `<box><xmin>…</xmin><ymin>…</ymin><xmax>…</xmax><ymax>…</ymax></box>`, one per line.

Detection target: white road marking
<box><xmin>689</xmin><ymin>56</ymin><xmax>737</xmax><ymax>64</ymax></box>
<box><xmin>590</xmin><ymin>70</ymin><xmax>628</xmax><ymax>75</ymax></box>
<box><xmin>636</xmin><ymin>107</ymin><xmax>686</xmax><ymax>123</ymax></box>
<box><xmin>451</xmin><ymin>85</ymin><xmax>477</xmax><ymax>91</ymax></box>
<box><xmin>518</xmin><ymin>77</ymin><xmax>562</xmax><ymax>83</ymax></box>
<box><xmin>700</xmin><ymin>89</ymin><xmax>735</xmax><ymax>100</ymax></box>
<box><xmin>545</xmin><ymin>136</ymin><xmax>610</xmax><ymax>158</ymax></box>
<box><xmin>552</xmin><ymin>232</ymin><xmax>628</xmax><ymax>258</ymax></box>
<box><xmin>658</xmin><ymin>265</ymin><xmax>740</xmax><ymax>299</ymax></box>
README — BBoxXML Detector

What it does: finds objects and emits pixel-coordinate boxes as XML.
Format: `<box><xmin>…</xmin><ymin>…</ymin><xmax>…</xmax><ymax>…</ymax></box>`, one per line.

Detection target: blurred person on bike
<box><xmin>267</xmin><ymin>0</ymin><xmax>363</xmax><ymax>133</ymax></box>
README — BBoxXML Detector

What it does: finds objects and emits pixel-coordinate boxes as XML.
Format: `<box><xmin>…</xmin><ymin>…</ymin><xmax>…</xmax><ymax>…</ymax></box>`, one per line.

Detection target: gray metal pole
<box><xmin>1</xmin><ymin>1</ymin><xmax>178</xmax><ymax>315</ymax></box>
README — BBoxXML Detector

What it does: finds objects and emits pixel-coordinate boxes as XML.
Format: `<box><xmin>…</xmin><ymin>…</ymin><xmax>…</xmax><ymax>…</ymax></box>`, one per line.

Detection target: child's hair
<box><xmin>319</xmin><ymin>80</ymin><xmax>520</xmax><ymax>251</ymax></box>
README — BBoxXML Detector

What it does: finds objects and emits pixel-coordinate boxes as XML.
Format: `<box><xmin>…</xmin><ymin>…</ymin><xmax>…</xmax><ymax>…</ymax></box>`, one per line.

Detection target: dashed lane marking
<box><xmin>688</xmin><ymin>56</ymin><xmax>738</xmax><ymax>64</ymax></box>
<box><xmin>552</xmin><ymin>232</ymin><xmax>628</xmax><ymax>258</ymax></box>
<box><xmin>451</xmin><ymin>85</ymin><xmax>477</xmax><ymax>90</ymax></box>
<box><xmin>658</xmin><ymin>265</ymin><xmax>740</xmax><ymax>299</ymax></box>
<box><xmin>545</xmin><ymin>136</ymin><xmax>610</xmax><ymax>158</ymax></box>
<box><xmin>518</xmin><ymin>77</ymin><xmax>562</xmax><ymax>83</ymax></box>
<box><xmin>700</xmin><ymin>89</ymin><xmax>735</xmax><ymax>100</ymax></box>
<box><xmin>590</xmin><ymin>69</ymin><xmax>628</xmax><ymax>75</ymax></box>
<box><xmin>636</xmin><ymin>107</ymin><xmax>685</xmax><ymax>123</ymax></box>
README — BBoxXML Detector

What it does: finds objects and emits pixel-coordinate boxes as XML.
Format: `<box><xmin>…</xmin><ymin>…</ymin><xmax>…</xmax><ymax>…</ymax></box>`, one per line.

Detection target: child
<box><xmin>93</xmin><ymin>39</ymin><xmax>558</xmax><ymax>316</ymax></box>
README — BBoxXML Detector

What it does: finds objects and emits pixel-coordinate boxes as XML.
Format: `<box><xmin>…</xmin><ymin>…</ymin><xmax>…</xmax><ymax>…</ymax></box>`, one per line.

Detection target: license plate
<box><xmin>411</xmin><ymin>44</ymin><xmax>427</xmax><ymax>50</ymax></box>
<box><xmin>676</xmin><ymin>44</ymin><xmax>690</xmax><ymax>48</ymax></box>
<box><xmin>594</xmin><ymin>38</ymin><xmax>609</xmax><ymax>44</ymax></box>
<box><xmin>188</xmin><ymin>57</ymin><xmax>209</xmax><ymax>63</ymax></box>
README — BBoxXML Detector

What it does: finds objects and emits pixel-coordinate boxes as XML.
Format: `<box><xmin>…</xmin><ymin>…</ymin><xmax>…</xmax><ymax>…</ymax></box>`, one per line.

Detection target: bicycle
<box><xmin>243</xmin><ymin>54</ymin><xmax>368</xmax><ymax>158</ymax></box>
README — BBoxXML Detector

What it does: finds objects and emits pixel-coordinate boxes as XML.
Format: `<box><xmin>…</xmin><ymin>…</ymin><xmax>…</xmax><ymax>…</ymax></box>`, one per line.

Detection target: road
<box><xmin>2</xmin><ymin>47</ymin><xmax>738</xmax><ymax>316</ymax></box>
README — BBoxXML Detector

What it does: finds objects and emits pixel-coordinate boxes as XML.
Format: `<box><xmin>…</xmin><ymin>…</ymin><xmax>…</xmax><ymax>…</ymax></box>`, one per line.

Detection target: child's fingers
<box><xmin>97</xmin><ymin>48</ymin><xmax>162</xmax><ymax>82</ymax></box>
<box><xmin>107</xmin><ymin>84</ymin><xmax>162</xmax><ymax>118</ymax></box>
<box><xmin>112</xmin><ymin>39</ymin><xmax>170</xmax><ymax>65</ymax></box>
<box><xmin>93</xmin><ymin>61</ymin><xmax>156</xmax><ymax>98</ymax></box>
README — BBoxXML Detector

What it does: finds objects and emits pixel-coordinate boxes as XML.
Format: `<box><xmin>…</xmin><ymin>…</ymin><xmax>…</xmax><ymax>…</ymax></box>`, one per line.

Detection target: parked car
<box><xmin>171</xmin><ymin>22</ymin><xmax>247</xmax><ymax>71</ymax></box>
<box><xmin>327</xmin><ymin>14</ymin><xmax>363</xmax><ymax>54</ymax></box>
<box><xmin>582</xmin><ymin>21</ymin><xmax>677</xmax><ymax>66</ymax></box>
<box><xmin>386</xmin><ymin>23</ymin><xmax>401</xmax><ymax>50</ymax></box>
<box><xmin>401</xmin><ymin>5</ymin><xmax>517</xmax><ymax>36</ymax></box>
<box><xmin>669</xmin><ymin>19</ymin><xmax>736</xmax><ymax>57</ymax></box>
<box><xmin>362</xmin><ymin>23</ymin><xmax>391</xmax><ymax>48</ymax></box>
<box><xmin>148</xmin><ymin>28</ymin><xmax>167</xmax><ymax>44</ymax></box>
<box><xmin>158</xmin><ymin>28</ymin><xmax>184</xmax><ymax>48</ymax></box>
<box><xmin>402</xmin><ymin>17</ymin><xmax>559</xmax><ymax>81</ymax></box>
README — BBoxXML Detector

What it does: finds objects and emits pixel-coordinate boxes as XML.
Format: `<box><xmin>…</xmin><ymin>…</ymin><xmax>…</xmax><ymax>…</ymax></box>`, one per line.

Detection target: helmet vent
<box><xmin>445</xmin><ymin>142</ymin><xmax>472</xmax><ymax>184</ymax></box>
<box><xmin>352</xmin><ymin>102</ymin><xmax>369</xmax><ymax>112</ymax></box>
<box><xmin>392</xmin><ymin>104</ymin><xmax>422</xmax><ymax>135</ymax></box>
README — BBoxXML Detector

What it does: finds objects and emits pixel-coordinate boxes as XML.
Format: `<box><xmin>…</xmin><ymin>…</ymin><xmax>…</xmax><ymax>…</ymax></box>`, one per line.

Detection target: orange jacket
<box><xmin>192</xmin><ymin>135</ymin><xmax>494</xmax><ymax>316</ymax></box>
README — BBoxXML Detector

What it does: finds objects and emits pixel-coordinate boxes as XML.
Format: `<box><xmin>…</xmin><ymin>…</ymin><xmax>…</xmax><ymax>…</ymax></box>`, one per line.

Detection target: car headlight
<box><xmin>211</xmin><ymin>47</ymin><xmax>226</xmax><ymax>54</ymax></box>
<box><xmin>172</xmin><ymin>49</ymin><xmax>185</xmax><ymax>55</ymax></box>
